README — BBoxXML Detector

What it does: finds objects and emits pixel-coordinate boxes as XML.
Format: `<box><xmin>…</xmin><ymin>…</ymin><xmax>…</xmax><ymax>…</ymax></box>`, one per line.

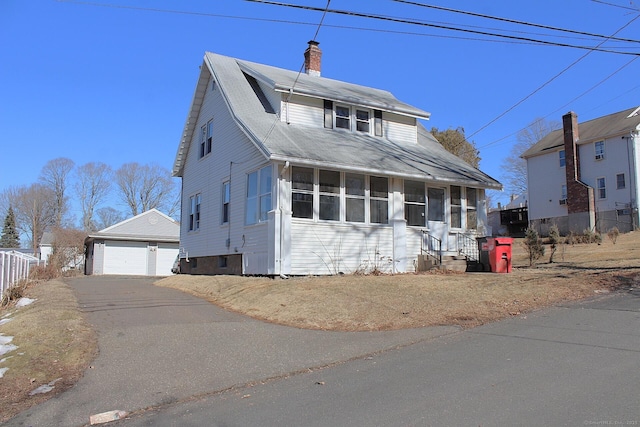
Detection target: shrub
<box><xmin>548</xmin><ymin>224</ymin><xmax>561</xmax><ymax>263</ymax></box>
<box><xmin>523</xmin><ymin>227</ymin><xmax>545</xmax><ymax>267</ymax></box>
<box><xmin>0</xmin><ymin>280</ymin><xmax>27</xmax><ymax>307</ymax></box>
<box><xmin>29</xmin><ymin>264</ymin><xmax>60</xmax><ymax>281</ymax></box>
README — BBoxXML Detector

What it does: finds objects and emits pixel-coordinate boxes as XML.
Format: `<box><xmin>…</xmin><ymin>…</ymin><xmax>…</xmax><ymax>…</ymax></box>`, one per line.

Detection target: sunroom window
<box><xmin>370</xmin><ymin>176</ymin><xmax>389</xmax><ymax>224</ymax></box>
<box><xmin>404</xmin><ymin>180</ymin><xmax>425</xmax><ymax>227</ymax></box>
<box><xmin>319</xmin><ymin>170</ymin><xmax>340</xmax><ymax>221</ymax></box>
<box><xmin>345</xmin><ymin>173</ymin><xmax>365</xmax><ymax>222</ymax></box>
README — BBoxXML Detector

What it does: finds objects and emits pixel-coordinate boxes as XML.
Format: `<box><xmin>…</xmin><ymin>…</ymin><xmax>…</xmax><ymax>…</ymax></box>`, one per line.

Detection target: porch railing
<box><xmin>457</xmin><ymin>233</ymin><xmax>479</xmax><ymax>262</ymax></box>
<box><xmin>421</xmin><ymin>231</ymin><xmax>442</xmax><ymax>266</ymax></box>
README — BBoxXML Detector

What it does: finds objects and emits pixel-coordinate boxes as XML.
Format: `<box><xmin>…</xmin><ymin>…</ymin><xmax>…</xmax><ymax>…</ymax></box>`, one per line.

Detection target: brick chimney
<box><xmin>563</xmin><ymin>111</ymin><xmax>596</xmax><ymax>230</ymax></box>
<box><xmin>304</xmin><ymin>40</ymin><xmax>322</xmax><ymax>77</ymax></box>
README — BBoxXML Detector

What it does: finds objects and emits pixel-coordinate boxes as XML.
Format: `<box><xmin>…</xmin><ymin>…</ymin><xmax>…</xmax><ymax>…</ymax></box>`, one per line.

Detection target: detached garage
<box><xmin>85</xmin><ymin>209</ymin><xmax>180</xmax><ymax>276</ymax></box>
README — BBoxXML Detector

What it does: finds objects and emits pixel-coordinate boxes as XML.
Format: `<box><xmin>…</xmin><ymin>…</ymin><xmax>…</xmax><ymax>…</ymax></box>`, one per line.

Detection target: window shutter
<box><xmin>374</xmin><ymin>110</ymin><xmax>383</xmax><ymax>136</ymax></box>
<box><xmin>324</xmin><ymin>100</ymin><xmax>333</xmax><ymax>129</ymax></box>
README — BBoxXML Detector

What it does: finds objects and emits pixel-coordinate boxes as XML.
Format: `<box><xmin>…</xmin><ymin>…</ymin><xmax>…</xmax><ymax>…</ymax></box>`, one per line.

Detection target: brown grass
<box><xmin>0</xmin><ymin>280</ymin><xmax>97</xmax><ymax>423</ymax></box>
<box><xmin>156</xmin><ymin>231</ymin><xmax>640</xmax><ymax>331</ymax></box>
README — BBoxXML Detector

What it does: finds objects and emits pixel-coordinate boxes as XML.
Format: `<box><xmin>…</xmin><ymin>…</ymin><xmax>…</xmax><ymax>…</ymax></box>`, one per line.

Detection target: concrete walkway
<box><xmin>6</xmin><ymin>276</ymin><xmax>458</xmax><ymax>427</ymax></box>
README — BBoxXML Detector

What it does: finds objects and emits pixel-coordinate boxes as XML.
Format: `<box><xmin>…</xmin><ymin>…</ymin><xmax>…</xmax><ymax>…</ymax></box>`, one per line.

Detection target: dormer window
<box><xmin>323</xmin><ymin>100</ymin><xmax>380</xmax><ymax>136</ymax></box>
<box><xmin>335</xmin><ymin>105</ymin><xmax>350</xmax><ymax>129</ymax></box>
<box><xmin>356</xmin><ymin>110</ymin><xmax>370</xmax><ymax>132</ymax></box>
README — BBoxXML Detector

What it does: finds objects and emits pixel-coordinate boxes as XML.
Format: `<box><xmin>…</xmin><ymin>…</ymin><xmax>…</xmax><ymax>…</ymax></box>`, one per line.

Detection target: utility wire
<box><xmin>246</xmin><ymin>0</ymin><xmax>640</xmax><ymax>56</ymax></box>
<box><xmin>467</xmin><ymin>12</ymin><xmax>640</xmax><ymax>139</ymax></box>
<box><xmin>394</xmin><ymin>0</ymin><xmax>640</xmax><ymax>44</ymax></box>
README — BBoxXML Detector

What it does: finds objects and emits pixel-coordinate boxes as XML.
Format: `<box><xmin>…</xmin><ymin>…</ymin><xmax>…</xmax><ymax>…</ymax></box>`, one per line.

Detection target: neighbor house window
<box><xmin>292</xmin><ymin>167</ymin><xmax>314</xmax><ymax>219</ymax></box>
<box><xmin>324</xmin><ymin>100</ymin><xmax>333</xmax><ymax>129</ymax></box>
<box><xmin>370</xmin><ymin>176</ymin><xmax>389</xmax><ymax>224</ymax></box>
<box><xmin>200</xmin><ymin>119</ymin><xmax>213</xmax><ymax>158</ymax></box>
<box><xmin>428</xmin><ymin>188</ymin><xmax>445</xmax><ymax>222</ymax></box>
<box><xmin>561</xmin><ymin>184</ymin><xmax>567</xmax><ymax>201</ymax></box>
<box><xmin>559</xmin><ymin>150</ymin><xmax>566</xmax><ymax>167</ymax></box>
<box><xmin>466</xmin><ymin>188</ymin><xmax>477</xmax><ymax>230</ymax></box>
<box><xmin>189</xmin><ymin>193</ymin><xmax>201</xmax><ymax>231</ymax></box>
<box><xmin>319</xmin><ymin>170</ymin><xmax>340</xmax><ymax>221</ymax></box>
<box><xmin>222</xmin><ymin>181</ymin><xmax>230</xmax><ymax>224</ymax></box>
<box><xmin>617</xmin><ymin>173</ymin><xmax>626</xmax><ymax>189</ymax></box>
<box><xmin>405</xmin><ymin>180</ymin><xmax>426</xmax><ymax>227</ymax></box>
<box><xmin>246</xmin><ymin>166</ymin><xmax>272</xmax><ymax>225</ymax></box>
<box><xmin>597</xmin><ymin>177</ymin><xmax>606</xmax><ymax>199</ymax></box>
<box><xmin>450</xmin><ymin>186</ymin><xmax>462</xmax><ymax>228</ymax></box>
<box><xmin>356</xmin><ymin>109</ymin><xmax>370</xmax><ymax>133</ymax></box>
<box><xmin>595</xmin><ymin>141</ymin><xmax>605</xmax><ymax>160</ymax></box>
<box><xmin>345</xmin><ymin>173</ymin><xmax>365</xmax><ymax>222</ymax></box>
<box><xmin>335</xmin><ymin>105</ymin><xmax>350</xmax><ymax>129</ymax></box>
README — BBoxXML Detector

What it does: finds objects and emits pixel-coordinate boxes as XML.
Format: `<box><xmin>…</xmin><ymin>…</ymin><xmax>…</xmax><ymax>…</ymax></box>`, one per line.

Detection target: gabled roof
<box><xmin>522</xmin><ymin>106</ymin><xmax>640</xmax><ymax>158</ymax></box>
<box><xmin>85</xmin><ymin>209</ymin><xmax>179</xmax><ymax>243</ymax></box>
<box><xmin>173</xmin><ymin>51</ymin><xmax>501</xmax><ymax>189</ymax></box>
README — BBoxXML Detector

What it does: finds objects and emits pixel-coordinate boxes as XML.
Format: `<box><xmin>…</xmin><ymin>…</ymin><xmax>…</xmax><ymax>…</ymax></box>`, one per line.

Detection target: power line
<box><xmin>246</xmin><ymin>0</ymin><xmax>640</xmax><ymax>56</ymax></box>
<box><xmin>393</xmin><ymin>0</ymin><xmax>640</xmax><ymax>44</ymax></box>
<box><xmin>467</xmin><ymin>12</ymin><xmax>640</xmax><ymax>139</ymax></box>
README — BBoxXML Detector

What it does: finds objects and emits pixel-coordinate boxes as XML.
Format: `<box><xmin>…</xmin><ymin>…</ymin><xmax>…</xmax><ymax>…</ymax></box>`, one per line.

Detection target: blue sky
<box><xmin>1</xmin><ymin>0</ymin><xmax>639</xmax><ymax>217</ymax></box>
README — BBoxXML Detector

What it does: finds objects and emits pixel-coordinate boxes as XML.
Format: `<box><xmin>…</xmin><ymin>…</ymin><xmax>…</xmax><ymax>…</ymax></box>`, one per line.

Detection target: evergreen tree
<box><xmin>1</xmin><ymin>206</ymin><xmax>20</xmax><ymax>248</ymax></box>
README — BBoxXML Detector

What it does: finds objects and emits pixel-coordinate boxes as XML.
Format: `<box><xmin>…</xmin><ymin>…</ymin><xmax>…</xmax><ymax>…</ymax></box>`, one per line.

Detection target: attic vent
<box><xmin>243</xmin><ymin>73</ymin><xmax>275</xmax><ymax>114</ymax></box>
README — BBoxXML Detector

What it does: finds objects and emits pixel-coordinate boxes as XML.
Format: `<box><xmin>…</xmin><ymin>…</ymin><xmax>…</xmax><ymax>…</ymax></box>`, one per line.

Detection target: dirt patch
<box><xmin>0</xmin><ymin>280</ymin><xmax>97</xmax><ymax>423</ymax></box>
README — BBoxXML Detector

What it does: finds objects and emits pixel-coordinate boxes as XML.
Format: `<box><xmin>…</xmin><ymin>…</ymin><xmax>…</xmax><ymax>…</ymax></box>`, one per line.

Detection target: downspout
<box><xmin>279</xmin><ymin>161</ymin><xmax>290</xmax><ymax>278</ymax></box>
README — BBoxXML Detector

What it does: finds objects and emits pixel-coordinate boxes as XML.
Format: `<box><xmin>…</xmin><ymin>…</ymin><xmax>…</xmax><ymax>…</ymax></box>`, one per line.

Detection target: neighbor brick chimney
<box><xmin>304</xmin><ymin>40</ymin><xmax>322</xmax><ymax>76</ymax></box>
<box><xmin>563</xmin><ymin>111</ymin><xmax>596</xmax><ymax>230</ymax></box>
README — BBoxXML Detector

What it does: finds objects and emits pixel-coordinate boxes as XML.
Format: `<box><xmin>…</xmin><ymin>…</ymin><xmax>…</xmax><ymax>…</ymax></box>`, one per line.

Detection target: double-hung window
<box><xmin>466</xmin><ymin>188</ymin><xmax>477</xmax><ymax>230</ymax></box>
<box><xmin>559</xmin><ymin>150</ymin><xmax>566</xmax><ymax>167</ymax></box>
<box><xmin>370</xmin><ymin>176</ymin><xmax>389</xmax><ymax>224</ymax></box>
<box><xmin>292</xmin><ymin>167</ymin><xmax>314</xmax><ymax>219</ymax></box>
<box><xmin>222</xmin><ymin>181</ymin><xmax>230</xmax><ymax>224</ymax></box>
<box><xmin>561</xmin><ymin>184</ymin><xmax>567</xmax><ymax>203</ymax></box>
<box><xmin>595</xmin><ymin>141</ymin><xmax>605</xmax><ymax>160</ymax></box>
<box><xmin>404</xmin><ymin>180</ymin><xmax>425</xmax><ymax>227</ymax></box>
<box><xmin>189</xmin><ymin>193</ymin><xmax>201</xmax><ymax>231</ymax></box>
<box><xmin>345</xmin><ymin>173</ymin><xmax>365</xmax><ymax>222</ymax></box>
<box><xmin>335</xmin><ymin>106</ymin><xmax>350</xmax><ymax>130</ymax></box>
<box><xmin>200</xmin><ymin>119</ymin><xmax>213</xmax><ymax>158</ymax></box>
<box><xmin>356</xmin><ymin>109</ymin><xmax>370</xmax><ymax>133</ymax></box>
<box><xmin>319</xmin><ymin>170</ymin><xmax>340</xmax><ymax>221</ymax></box>
<box><xmin>450</xmin><ymin>186</ymin><xmax>462</xmax><ymax>228</ymax></box>
<box><xmin>245</xmin><ymin>166</ymin><xmax>272</xmax><ymax>225</ymax></box>
<box><xmin>597</xmin><ymin>177</ymin><xmax>606</xmax><ymax>199</ymax></box>
<box><xmin>428</xmin><ymin>188</ymin><xmax>445</xmax><ymax>222</ymax></box>
<box><xmin>617</xmin><ymin>173</ymin><xmax>626</xmax><ymax>189</ymax></box>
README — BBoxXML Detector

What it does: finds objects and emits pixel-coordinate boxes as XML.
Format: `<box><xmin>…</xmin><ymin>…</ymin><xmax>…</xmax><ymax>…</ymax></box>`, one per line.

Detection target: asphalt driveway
<box><xmin>5</xmin><ymin>276</ymin><xmax>457</xmax><ymax>427</ymax></box>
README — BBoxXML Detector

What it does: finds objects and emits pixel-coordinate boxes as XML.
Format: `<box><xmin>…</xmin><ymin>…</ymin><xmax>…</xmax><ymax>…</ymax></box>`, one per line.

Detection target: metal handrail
<box><xmin>421</xmin><ymin>231</ymin><xmax>442</xmax><ymax>266</ymax></box>
<box><xmin>457</xmin><ymin>233</ymin><xmax>479</xmax><ymax>262</ymax></box>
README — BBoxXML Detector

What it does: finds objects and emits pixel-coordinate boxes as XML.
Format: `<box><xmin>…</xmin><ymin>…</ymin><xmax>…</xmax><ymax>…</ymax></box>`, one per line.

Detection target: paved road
<box><xmin>5</xmin><ymin>276</ymin><xmax>457</xmax><ymax>427</ymax></box>
<box><xmin>116</xmin><ymin>288</ymin><xmax>640</xmax><ymax>426</ymax></box>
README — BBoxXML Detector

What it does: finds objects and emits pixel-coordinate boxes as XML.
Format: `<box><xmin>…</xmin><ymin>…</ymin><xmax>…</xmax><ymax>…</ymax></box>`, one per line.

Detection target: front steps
<box><xmin>417</xmin><ymin>254</ymin><xmax>469</xmax><ymax>272</ymax></box>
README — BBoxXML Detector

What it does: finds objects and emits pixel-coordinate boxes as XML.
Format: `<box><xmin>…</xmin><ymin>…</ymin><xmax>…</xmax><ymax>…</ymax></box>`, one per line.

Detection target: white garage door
<box><xmin>103</xmin><ymin>241</ymin><xmax>147</xmax><ymax>275</ymax></box>
<box><xmin>156</xmin><ymin>243</ymin><xmax>179</xmax><ymax>276</ymax></box>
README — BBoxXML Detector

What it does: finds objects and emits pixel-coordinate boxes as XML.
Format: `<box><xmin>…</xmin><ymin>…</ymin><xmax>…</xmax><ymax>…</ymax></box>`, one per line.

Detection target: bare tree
<box><xmin>502</xmin><ymin>118</ymin><xmax>560</xmax><ymax>197</ymax></box>
<box><xmin>49</xmin><ymin>227</ymin><xmax>87</xmax><ymax>272</ymax></box>
<box><xmin>7</xmin><ymin>184</ymin><xmax>56</xmax><ymax>252</ymax></box>
<box><xmin>75</xmin><ymin>162</ymin><xmax>113</xmax><ymax>231</ymax></box>
<box><xmin>430</xmin><ymin>127</ymin><xmax>481</xmax><ymax>168</ymax></box>
<box><xmin>115</xmin><ymin>162</ymin><xmax>177</xmax><ymax>216</ymax></box>
<box><xmin>39</xmin><ymin>157</ymin><xmax>75</xmax><ymax>228</ymax></box>
<box><xmin>95</xmin><ymin>207</ymin><xmax>124</xmax><ymax>230</ymax></box>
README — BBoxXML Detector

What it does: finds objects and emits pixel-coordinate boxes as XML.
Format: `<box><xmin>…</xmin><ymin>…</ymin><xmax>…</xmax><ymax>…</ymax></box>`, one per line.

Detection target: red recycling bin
<box><xmin>488</xmin><ymin>237</ymin><xmax>513</xmax><ymax>273</ymax></box>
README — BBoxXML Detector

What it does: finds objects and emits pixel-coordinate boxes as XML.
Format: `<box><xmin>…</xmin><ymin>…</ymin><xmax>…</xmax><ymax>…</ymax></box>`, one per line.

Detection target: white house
<box><xmin>84</xmin><ymin>209</ymin><xmax>180</xmax><ymax>276</ymax></box>
<box><xmin>173</xmin><ymin>41</ymin><xmax>502</xmax><ymax>276</ymax></box>
<box><xmin>523</xmin><ymin>107</ymin><xmax>640</xmax><ymax>235</ymax></box>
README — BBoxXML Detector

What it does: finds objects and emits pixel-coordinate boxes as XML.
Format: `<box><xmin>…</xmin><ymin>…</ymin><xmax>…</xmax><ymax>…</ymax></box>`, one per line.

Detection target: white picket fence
<box><xmin>0</xmin><ymin>251</ymin><xmax>42</xmax><ymax>299</ymax></box>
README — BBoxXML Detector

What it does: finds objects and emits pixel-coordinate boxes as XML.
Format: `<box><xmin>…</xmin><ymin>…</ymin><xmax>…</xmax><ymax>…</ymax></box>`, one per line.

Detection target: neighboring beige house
<box><xmin>523</xmin><ymin>107</ymin><xmax>640</xmax><ymax>235</ymax></box>
<box><xmin>173</xmin><ymin>41</ymin><xmax>502</xmax><ymax>276</ymax></box>
<box><xmin>84</xmin><ymin>209</ymin><xmax>179</xmax><ymax>276</ymax></box>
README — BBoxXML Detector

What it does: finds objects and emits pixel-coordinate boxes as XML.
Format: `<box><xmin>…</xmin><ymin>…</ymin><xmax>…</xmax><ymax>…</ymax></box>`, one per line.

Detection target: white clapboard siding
<box><xmin>180</xmin><ymin>74</ymin><xmax>272</xmax><ymax>261</ymax></box>
<box><xmin>290</xmin><ymin>221</ymin><xmax>394</xmax><ymax>275</ymax></box>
